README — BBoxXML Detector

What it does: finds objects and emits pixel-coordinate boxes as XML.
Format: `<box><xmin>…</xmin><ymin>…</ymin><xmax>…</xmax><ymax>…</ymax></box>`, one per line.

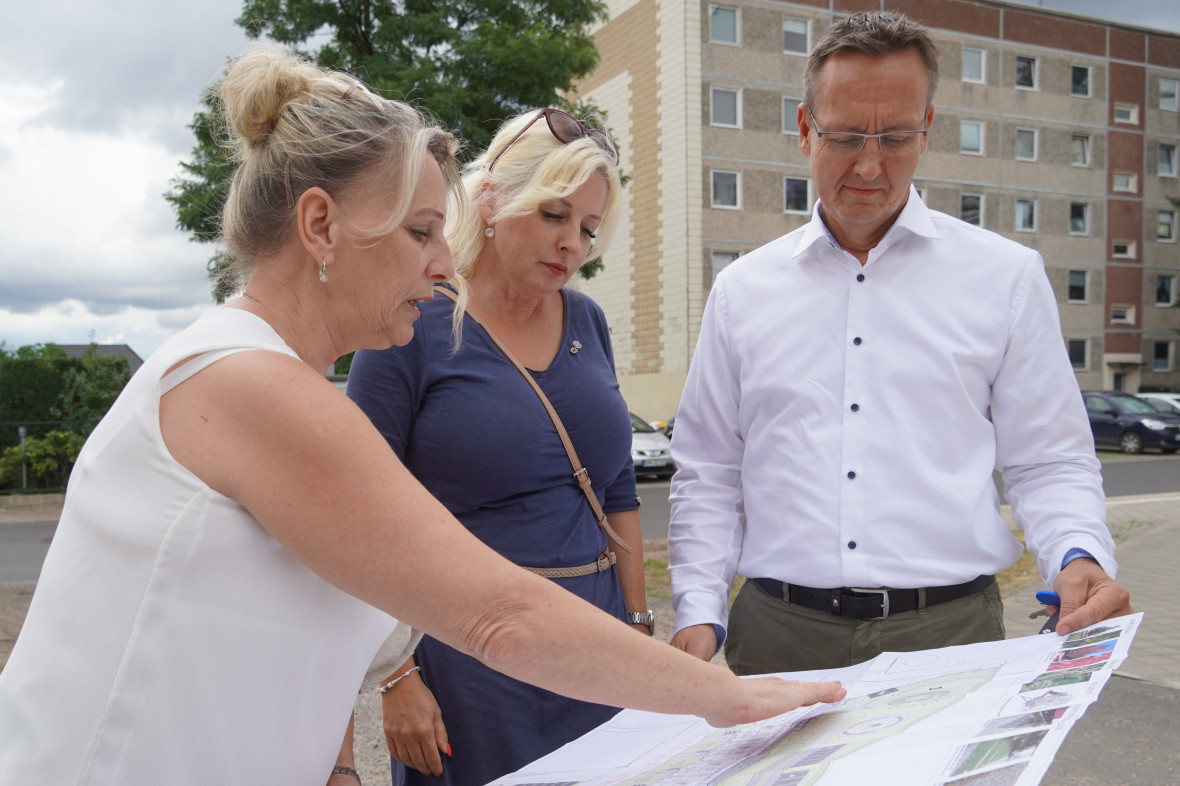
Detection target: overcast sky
<box><xmin>1</xmin><ymin>1</ymin><xmax>1178</xmax><ymax>361</ymax></box>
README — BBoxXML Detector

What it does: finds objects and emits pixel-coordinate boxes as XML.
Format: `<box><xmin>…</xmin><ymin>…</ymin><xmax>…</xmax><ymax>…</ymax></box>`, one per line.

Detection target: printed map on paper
<box><xmin>490</xmin><ymin>613</ymin><xmax>1142</xmax><ymax>786</ymax></box>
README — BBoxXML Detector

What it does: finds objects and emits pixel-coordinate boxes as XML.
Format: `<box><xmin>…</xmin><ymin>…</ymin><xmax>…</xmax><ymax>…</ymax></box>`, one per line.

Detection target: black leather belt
<box><xmin>752</xmin><ymin>575</ymin><xmax>995</xmax><ymax>620</ymax></box>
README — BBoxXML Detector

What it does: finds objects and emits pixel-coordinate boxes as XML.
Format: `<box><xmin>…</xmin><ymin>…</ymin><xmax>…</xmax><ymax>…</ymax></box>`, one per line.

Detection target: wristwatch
<box><xmin>627</xmin><ymin>610</ymin><xmax>655</xmax><ymax>635</ymax></box>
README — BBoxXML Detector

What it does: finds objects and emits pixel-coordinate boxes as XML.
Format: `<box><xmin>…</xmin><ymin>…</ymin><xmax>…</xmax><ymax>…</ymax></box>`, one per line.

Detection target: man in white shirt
<box><xmin>668</xmin><ymin>11</ymin><xmax>1133</xmax><ymax>675</ymax></box>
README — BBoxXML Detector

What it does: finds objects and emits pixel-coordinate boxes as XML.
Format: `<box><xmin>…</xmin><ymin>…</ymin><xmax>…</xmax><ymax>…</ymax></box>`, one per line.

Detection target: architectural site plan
<box><xmin>491</xmin><ymin>614</ymin><xmax>1142</xmax><ymax>786</ymax></box>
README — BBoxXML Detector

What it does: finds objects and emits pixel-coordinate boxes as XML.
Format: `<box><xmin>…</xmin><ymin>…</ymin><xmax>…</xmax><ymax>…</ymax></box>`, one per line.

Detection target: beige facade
<box><xmin>573</xmin><ymin>0</ymin><xmax>1180</xmax><ymax>419</ymax></box>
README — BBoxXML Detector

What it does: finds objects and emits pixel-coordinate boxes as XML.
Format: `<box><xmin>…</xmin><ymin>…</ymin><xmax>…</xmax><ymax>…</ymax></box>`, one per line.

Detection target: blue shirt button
<box><xmin>853</xmin><ymin>337</ymin><xmax>862</xmax><ymax>345</ymax></box>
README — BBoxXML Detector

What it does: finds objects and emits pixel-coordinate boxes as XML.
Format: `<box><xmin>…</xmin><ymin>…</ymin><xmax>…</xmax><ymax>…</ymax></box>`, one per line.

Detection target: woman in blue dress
<box><xmin>348</xmin><ymin>108</ymin><xmax>652</xmax><ymax>785</ymax></box>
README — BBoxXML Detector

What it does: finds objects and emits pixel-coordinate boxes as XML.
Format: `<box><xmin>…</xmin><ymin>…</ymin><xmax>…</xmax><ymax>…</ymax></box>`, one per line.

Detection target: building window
<box><xmin>711</xmin><ymin>87</ymin><xmax>740</xmax><ymax>128</ymax></box>
<box><xmin>784</xmin><ymin>177</ymin><xmax>809</xmax><ymax>213</ymax></box>
<box><xmin>1015</xmin><ymin>198</ymin><xmax>1037</xmax><ymax>232</ymax></box>
<box><xmin>782</xmin><ymin>97</ymin><xmax>801</xmax><ymax>134</ymax></box>
<box><xmin>709</xmin><ymin>5</ymin><xmax>739</xmax><ymax>45</ymax></box>
<box><xmin>782</xmin><ymin>17</ymin><xmax>808</xmax><ymax>54</ymax></box>
<box><xmin>960</xmin><ymin>120</ymin><xmax>983</xmax><ymax>155</ymax></box>
<box><xmin>712</xmin><ymin>251</ymin><xmax>739</xmax><ymax>280</ymax></box>
<box><xmin>1114</xmin><ymin>103</ymin><xmax>1138</xmax><ymax>124</ymax></box>
<box><xmin>1157</xmin><ymin>275</ymin><xmax>1178</xmax><ymax>306</ymax></box>
<box><xmin>1160</xmin><ymin>144</ymin><xmax>1177</xmax><ymax>177</ymax></box>
<box><xmin>1155</xmin><ymin>342</ymin><xmax>1174</xmax><ymax>372</ymax></box>
<box><xmin>1070</xmin><ymin>202</ymin><xmax>1090</xmax><ymax>235</ymax></box>
<box><xmin>1113</xmin><ymin>172</ymin><xmax>1137</xmax><ymax>193</ymax></box>
<box><xmin>1159</xmin><ymin>210</ymin><xmax>1177</xmax><ymax>242</ymax></box>
<box><xmin>712</xmin><ymin>170</ymin><xmax>740</xmax><ymax>209</ymax></box>
<box><xmin>1111</xmin><ymin>305</ymin><xmax>1135</xmax><ymax>325</ymax></box>
<box><xmin>1068</xmin><ymin>338</ymin><xmax>1088</xmax><ymax>370</ymax></box>
<box><xmin>1015</xmin><ymin>56</ymin><xmax>1037</xmax><ymax>89</ymax></box>
<box><xmin>1070</xmin><ymin>134</ymin><xmax>1091</xmax><ymax>167</ymax></box>
<box><xmin>1015</xmin><ymin>128</ymin><xmax>1037</xmax><ymax>161</ymax></box>
<box><xmin>1071</xmin><ymin>65</ymin><xmax>1091</xmax><ymax>97</ymax></box>
<box><xmin>1162</xmin><ymin>78</ymin><xmax>1179</xmax><ymax>111</ymax></box>
<box><xmin>962</xmin><ymin>47</ymin><xmax>985</xmax><ymax>84</ymax></box>
<box><xmin>1112</xmin><ymin>240</ymin><xmax>1136</xmax><ymax>259</ymax></box>
<box><xmin>960</xmin><ymin>193</ymin><xmax>982</xmax><ymax>226</ymax></box>
<box><xmin>1068</xmin><ymin>270</ymin><xmax>1088</xmax><ymax>303</ymax></box>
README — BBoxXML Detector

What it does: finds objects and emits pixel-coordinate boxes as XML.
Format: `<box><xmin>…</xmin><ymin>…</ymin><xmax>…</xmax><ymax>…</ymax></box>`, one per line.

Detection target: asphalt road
<box><xmin>2</xmin><ymin>454</ymin><xmax>1176</xmax><ymax>583</ymax></box>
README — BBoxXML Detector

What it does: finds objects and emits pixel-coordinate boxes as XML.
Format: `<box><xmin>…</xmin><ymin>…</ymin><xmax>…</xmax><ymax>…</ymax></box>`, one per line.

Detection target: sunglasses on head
<box><xmin>487</xmin><ymin>108</ymin><xmax>620</xmax><ymax>173</ymax></box>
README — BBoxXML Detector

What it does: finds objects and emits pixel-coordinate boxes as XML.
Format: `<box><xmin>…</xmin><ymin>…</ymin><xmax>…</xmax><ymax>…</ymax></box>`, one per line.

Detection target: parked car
<box><xmin>648</xmin><ymin>415</ymin><xmax>675</xmax><ymax>439</ymax></box>
<box><xmin>1137</xmin><ymin>391</ymin><xmax>1180</xmax><ymax>415</ymax></box>
<box><xmin>1082</xmin><ymin>390</ymin><xmax>1180</xmax><ymax>454</ymax></box>
<box><xmin>630</xmin><ymin>412</ymin><xmax>676</xmax><ymax>479</ymax></box>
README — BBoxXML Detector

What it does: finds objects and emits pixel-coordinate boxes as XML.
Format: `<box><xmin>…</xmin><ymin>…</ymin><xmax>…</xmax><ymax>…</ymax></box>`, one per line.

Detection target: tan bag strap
<box><xmin>434</xmin><ymin>286</ymin><xmax>633</xmax><ymax>553</ymax></box>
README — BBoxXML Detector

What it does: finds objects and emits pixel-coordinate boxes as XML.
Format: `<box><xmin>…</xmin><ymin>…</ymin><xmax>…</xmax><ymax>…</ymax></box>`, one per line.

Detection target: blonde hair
<box><xmin>443</xmin><ymin>108</ymin><xmax>622</xmax><ymax>341</ymax></box>
<box><xmin>217</xmin><ymin>45</ymin><xmax>461</xmax><ymax>282</ymax></box>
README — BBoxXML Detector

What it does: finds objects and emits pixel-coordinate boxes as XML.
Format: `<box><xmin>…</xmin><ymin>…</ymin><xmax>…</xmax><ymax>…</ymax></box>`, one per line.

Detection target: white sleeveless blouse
<box><xmin>0</xmin><ymin>308</ymin><xmax>410</xmax><ymax>784</ymax></box>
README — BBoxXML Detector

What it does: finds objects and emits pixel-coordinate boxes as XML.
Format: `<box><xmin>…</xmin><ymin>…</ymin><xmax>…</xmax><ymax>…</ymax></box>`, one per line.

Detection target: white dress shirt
<box><xmin>669</xmin><ymin>189</ymin><xmax>1116</xmax><ymax>636</ymax></box>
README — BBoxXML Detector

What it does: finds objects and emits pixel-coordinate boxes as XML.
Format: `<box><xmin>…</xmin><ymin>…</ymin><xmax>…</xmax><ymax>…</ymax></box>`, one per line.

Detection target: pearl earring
<box><xmin>485</xmin><ymin>227</ymin><xmax>495</xmax><ymax>238</ymax></box>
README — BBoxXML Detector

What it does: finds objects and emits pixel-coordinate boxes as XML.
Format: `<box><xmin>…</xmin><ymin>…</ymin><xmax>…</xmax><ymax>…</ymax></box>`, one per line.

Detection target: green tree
<box><xmin>0</xmin><ymin>430</ymin><xmax>86</xmax><ymax>491</ymax></box>
<box><xmin>50</xmin><ymin>345</ymin><xmax>132</xmax><ymax>439</ymax></box>
<box><xmin>166</xmin><ymin>0</ymin><xmax>610</xmax><ymax>302</ymax></box>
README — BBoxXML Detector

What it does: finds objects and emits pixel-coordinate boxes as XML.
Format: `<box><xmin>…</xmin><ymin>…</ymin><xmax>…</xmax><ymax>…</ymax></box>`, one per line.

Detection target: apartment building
<box><xmin>573</xmin><ymin>0</ymin><xmax>1180</xmax><ymax>419</ymax></box>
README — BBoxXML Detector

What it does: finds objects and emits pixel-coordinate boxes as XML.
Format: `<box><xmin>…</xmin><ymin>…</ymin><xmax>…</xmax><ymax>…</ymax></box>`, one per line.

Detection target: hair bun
<box><xmin>221</xmin><ymin>47</ymin><xmax>313</xmax><ymax>149</ymax></box>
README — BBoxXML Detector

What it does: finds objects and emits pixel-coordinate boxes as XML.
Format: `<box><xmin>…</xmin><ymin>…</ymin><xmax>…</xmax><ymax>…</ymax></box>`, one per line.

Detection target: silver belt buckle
<box><xmin>849</xmin><ymin>587</ymin><xmax>890</xmax><ymax>620</ymax></box>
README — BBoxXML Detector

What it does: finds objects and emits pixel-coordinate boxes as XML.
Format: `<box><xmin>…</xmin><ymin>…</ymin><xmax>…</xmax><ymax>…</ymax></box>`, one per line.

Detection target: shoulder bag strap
<box><xmin>434</xmin><ymin>285</ymin><xmax>633</xmax><ymax>553</ymax></box>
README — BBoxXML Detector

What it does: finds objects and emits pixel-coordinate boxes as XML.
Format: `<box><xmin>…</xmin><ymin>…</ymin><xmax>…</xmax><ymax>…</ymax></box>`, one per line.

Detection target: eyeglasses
<box><xmin>807</xmin><ymin>109</ymin><xmax>927</xmax><ymax>157</ymax></box>
<box><xmin>487</xmin><ymin>108</ymin><xmax>620</xmax><ymax>173</ymax></box>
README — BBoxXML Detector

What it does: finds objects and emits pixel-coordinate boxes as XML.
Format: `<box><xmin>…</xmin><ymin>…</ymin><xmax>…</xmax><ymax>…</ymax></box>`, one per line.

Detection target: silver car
<box><xmin>630</xmin><ymin>412</ymin><xmax>675</xmax><ymax>479</ymax></box>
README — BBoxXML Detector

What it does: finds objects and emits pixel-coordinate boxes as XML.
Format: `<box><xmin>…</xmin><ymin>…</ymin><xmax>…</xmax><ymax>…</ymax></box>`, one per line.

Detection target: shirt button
<box><xmin>850</xmin><ymin>403</ymin><xmax>859</xmax><ymax>412</ymax></box>
<box><xmin>857</xmin><ymin>274</ymin><xmax>865</xmax><ymax>282</ymax></box>
<box><xmin>853</xmin><ymin>337</ymin><xmax>862</xmax><ymax>345</ymax></box>
<box><xmin>848</xmin><ymin>541</ymin><xmax>857</xmax><ymax>549</ymax></box>
<box><xmin>847</xmin><ymin>470</ymin><xmax>856</xmax><ymax>479</ymax></box>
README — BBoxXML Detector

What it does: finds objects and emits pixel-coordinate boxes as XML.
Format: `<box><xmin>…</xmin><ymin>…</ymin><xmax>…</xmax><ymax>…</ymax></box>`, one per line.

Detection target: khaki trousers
<box><xmin>724</xmin><ymin>578</ymin><xmax>1006</xmax><ymax>676</ymax></box>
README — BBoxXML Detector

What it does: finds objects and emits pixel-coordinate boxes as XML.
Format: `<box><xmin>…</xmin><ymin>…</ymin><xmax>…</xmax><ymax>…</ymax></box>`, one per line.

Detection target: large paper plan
<box><xmin>491</xmin><ymin>614</ymin><xmax>1142</xmax><ymax>786</ymax></box>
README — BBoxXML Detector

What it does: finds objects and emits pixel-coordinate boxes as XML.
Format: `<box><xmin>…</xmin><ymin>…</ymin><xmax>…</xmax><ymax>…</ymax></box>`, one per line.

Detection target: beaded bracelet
<box><xmin>332</xmin><ymin>764</ymin><xmax>361</xmax><ymax>784</ymax></box>
<box><xmin>378</xmin><ymin>665</ymin><xmax>421</xmax><ymax>694</ymax></box>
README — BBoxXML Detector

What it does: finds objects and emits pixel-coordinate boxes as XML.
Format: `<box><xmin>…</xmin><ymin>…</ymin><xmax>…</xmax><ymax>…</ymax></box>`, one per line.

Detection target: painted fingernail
<box><xmin>446</xmin><ymin>744</ymin><xmax>453</xmax><ymax>756</ymax></box>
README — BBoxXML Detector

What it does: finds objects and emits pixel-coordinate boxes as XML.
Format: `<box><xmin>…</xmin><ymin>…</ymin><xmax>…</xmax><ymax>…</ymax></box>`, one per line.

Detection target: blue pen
<box><xmin>1032</xmin><ymin>591</ymin><xmax>1061</xmax><ymax>634</ymax></box>
<box><xmin>1036</xmin><ymin>591</ymin><xmax>1061</xmax><ymax>607</ymax></box>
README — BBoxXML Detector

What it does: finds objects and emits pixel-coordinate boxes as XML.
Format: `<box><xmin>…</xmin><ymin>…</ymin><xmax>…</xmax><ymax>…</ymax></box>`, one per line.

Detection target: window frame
<box><xmin>1153</xmin><ymin>341</ymin><xmax>1174</xmax><ymax>373</ymax></box>
<box><xmin>783</xmin><ymin>176</ymin><xmax>810</xmax><ymax>214</ymax></box>
<box><xmin>1015</xmin><ymin>127</ymin><xmax>1038</xmax><ymax>162</ymax></box>
<box><xmin>710</xmin><ymin>86</ymin><xmax>741</xmax><ymax>129</ymax></box>
<box><xmin>1070</xmin><ymin>133</ymin><xmax>1092</xmax><ymax>167</ymax></box>
<box><xmin>782</xmin><ymin>97</ymin><xmax>802</xmax><ymax>135</ymax></box>
<box><xmin>782</xmin><ymin>16</ymin><xmax>809</xmax><ymax>55</ymax></box>
<box><xmin>1156</xmin><ymin>274</ymin><xmax>1178</xmax><ymax>307</ymax></box>
<box><xmin>711</xmin><ymin>169</ymin><xmax>741</xmax><ymax>210</ymax></box>
<box><xmin>1015</xmin><ymin>197</ymin><xmax>1037</xmax><ymax>232</ymax></box>
<box><xmin>1113</xmin><ymin>172</ymin><xmax>1137</xmax><ymax>193</ymax></box>
<box><xmin>1159</xmin><ymin>144</ymin><xmax>1178</xmax><ymax>178</ymax></box>
<box><xmin>711</xmin><ymin>250</ymin><xmax>739</xmax><ymax>280</ymax></box>
<box><xmin>1068</xmin><ymin>338</ymin><xmax>1089</xmax><ymax>371</ymax></box>
<box><xmin>1114</xmin><ymin>103</ymin><xmax>1139</xmax><ymax>124</ymax></box>
<box><xmin>1110</xmin><ymin>304</ymin><xmax>1136</xmax><ymax>325</ymax></box>
<box><xmin>1158</xmin><ymin>210</ymin><xmax>1177</xmax><ymax>243</ymax></box>
<box><xmin>962</xmin><ymin>47</ymin><xmax>986</xmax><ymax>84</ymax></box>
<box><xmin>1161</xmin><ymin>77</ymin><xmax>1179</xmax><ymax>112</ymax></box>
<box><xmin>1067</xmin><ymin>270</ymin><xmax>1088</xmax><ymax>303</ymax></box>
<box><xmin>1112</xmin><ymin>240</ymin><xmax>1137</xmax><ymax>259</ymax></box>
<box><xmin>960</xmin><ymin>192</ymin><xmax>983</xmax><ymax>226</ymax></box>
<box><xmin>708</xmin><ymin>5</ymin><xmax>740</xmax><ymax>46</ymax></box>
<box><xmin>1069</xmin><ymin>202</ymin><xmax>1091</xmax><ymax>236</ymax></box>
<box><xmin>1015</xmin><ymin>55</ymin><xmax>1038</xmax><ymax>90</ymax></box>
<box><xmin>960</xmin><ymin>120</ymin><xmax>984</xmax><ymax>155</ymax></box>
<box><xmin>1070</xmin><ymin>65</ymin><xmax>1092</xmax><ymax>98</ymax></box>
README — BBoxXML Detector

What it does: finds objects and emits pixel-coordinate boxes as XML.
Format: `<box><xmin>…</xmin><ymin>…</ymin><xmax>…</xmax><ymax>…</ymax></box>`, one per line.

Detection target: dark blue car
<box><xmin>1082</xmin><ymin>390</ymin><xmax>1180</xmax><ymax>454</ymax></box>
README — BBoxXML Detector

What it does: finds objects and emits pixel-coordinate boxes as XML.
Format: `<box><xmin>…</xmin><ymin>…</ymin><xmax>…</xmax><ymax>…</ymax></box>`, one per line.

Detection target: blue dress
<box><xmin>348</xmin><ymin>287</ymin><xmax>637</xmax><ymax>786</ymax></box>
